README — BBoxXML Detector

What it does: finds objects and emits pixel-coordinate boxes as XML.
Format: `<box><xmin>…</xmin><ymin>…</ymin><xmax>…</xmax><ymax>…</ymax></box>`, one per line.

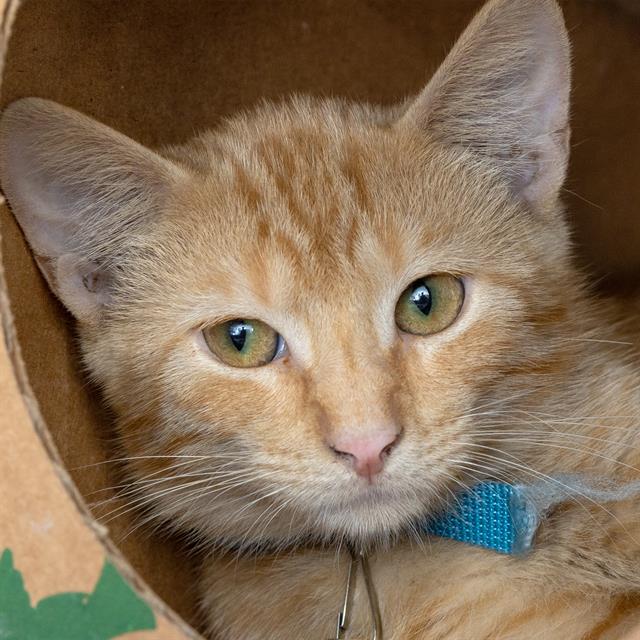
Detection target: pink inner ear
<box><xmin>399</xmin><ymin>0</ymin><xmax>571</xmax><ymax>206</ymax></box>
<box><xmin>48</xmin><ymin>254</ymin><xmax>111</xmax><ymax>323</ymax></box>
<box><xmin>79</xmin><ymin>263</ymin><xmax>113</xmax><ymax>298</ymax></box>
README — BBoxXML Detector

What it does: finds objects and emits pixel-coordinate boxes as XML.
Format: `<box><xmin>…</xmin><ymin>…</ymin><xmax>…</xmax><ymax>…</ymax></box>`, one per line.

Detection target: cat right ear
<box><xmin>0</xmin><ymin>98</ymin><xmax>184</xmax><ymax>324</ymax></box>
<box><xmin>399</xmin><ymin>0</ymin><xmax>571</xmax><ymax>209</ymax></box>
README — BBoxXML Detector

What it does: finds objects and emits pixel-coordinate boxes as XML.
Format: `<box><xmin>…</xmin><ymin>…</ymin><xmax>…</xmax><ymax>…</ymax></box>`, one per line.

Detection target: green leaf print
<box><xmin>0</xmin><ymin>549</ymin><xmax>155</xmax><ymax>639</ymax></box>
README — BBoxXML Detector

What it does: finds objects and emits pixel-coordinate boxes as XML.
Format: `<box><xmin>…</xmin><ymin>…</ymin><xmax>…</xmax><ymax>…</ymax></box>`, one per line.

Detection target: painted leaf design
<box><xmin>0</xmin><ymin>549</ymin><xmax>156</xmax><ymax>639</ymax></box>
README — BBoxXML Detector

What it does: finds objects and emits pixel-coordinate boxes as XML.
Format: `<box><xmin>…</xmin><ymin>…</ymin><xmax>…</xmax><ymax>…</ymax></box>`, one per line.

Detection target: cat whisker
<box><xmin>96</xmin><ymin>470</ymin><xmax>279</xmax><ymax>524</ymax></box>
<box><xmin>454</xmin><ymin>388</ymin><xmax>538</xmax><ymax>420</ymax></box>
<box><xmin>501</xmin><ymin>409</ymin><xmax>638</xmax><ymax>429</ymax></box>
<box><xmin>250</xmin><ymin>494</ymin><xmax>298</xmax><ymax>550</ymax></box>
<box><xmin>73</xmin><ymin>453</ymin><xmax>216</xmax><ymax>470</ymax></box>
<box><xmin>463</xmin><ymin>437</ymin><xmax>640</xmax><ymax>477</ymax></box>
<box><xmin>443</xmin><ymin>459</ymin><xmax>515</xmax><ymax>485</ymax></box>
<box><xmin>558</xmin><ymin>337</ymin><xmax>634</xmax><ymax>346</ymax></box>
<box><xmin>87</xmin><ymin>462</ymin><xmax>227</xmax><ymax>496</ymax></box>
<box><xmin>90</xmin><ymin>467</ymin><xmax>248</xmax><ymax>503</ymax></box>
<box><xmin>113</xmin><ymin>478</ymin><xmax>284</xmax><ymax>544</ymax></box>
<box><xmin>96</xmin><ymin>476</ymin><xmax>221</xmax><ymax>524</ymax></box>
<box><xmin>469</xmin><ymin>430</ymin><xmax>637</xmax><ymax>450</ymax></box>
<box><xmin>561</xmin><ymin>187</ymin><xmax>605</xmax><ymax>211</ymax></box>
<box><xmin>91</xmin><ymin>465</ymin><xmax>260</xmax><ymax>504</ymax></box>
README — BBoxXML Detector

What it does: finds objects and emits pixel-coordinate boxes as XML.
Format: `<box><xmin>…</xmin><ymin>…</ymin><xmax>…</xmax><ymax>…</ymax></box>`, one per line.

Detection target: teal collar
<box><xmin>421</xmin><ymin>476</ymin><xmax>640</xmax><ymax>555</ymax></box>
<box><xmin>421</xmin><ymin>481</ymin><xmax>538</xmax><ymax>555</ymax></box>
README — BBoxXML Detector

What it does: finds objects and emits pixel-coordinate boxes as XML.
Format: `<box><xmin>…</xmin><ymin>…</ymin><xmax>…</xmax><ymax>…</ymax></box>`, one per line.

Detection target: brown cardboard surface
<box><xmin>0</xmin><ymin>293</ymin><xmax>193</xmax><ymax>638</ymax></box>
<box><xmin>0</xmin><ymin>0</ymin><xmax>638</xmax><ymax>636</ymax></box>
<box><xmin>0</xmin><ymin>0</ymin><xmax>196</xmax><ymax>636</ymax></box>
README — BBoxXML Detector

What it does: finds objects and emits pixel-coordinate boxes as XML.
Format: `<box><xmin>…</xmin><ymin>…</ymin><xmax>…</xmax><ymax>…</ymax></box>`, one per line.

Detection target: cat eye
<box><xmin>202</xmin><ymin>319</ymin><xmax>285</xmax><ymax>368</ymax></box>
<box><xmin>395</xmin><ymin>274</ymin><xmax>464</xmax><ymax>336</ymax></box>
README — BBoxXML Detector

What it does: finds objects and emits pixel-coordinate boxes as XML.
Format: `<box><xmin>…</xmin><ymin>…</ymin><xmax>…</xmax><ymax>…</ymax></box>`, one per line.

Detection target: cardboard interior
<box><xmin>0</xmin><ymin>0</ymin><xmax>638</xmax><ymax>635</ymax></box>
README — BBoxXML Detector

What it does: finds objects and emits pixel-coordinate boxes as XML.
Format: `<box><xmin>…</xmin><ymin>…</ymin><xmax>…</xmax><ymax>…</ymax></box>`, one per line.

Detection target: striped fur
<box><xmin>1</xmin><ymin>0</ymin><xmax>640</xmax><ymax>637</ymax></box>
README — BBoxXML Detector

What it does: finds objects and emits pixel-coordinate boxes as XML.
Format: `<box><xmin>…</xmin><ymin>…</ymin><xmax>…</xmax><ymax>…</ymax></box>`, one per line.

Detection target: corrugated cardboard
<box><xmin>0</xmin><ymin>1</ymin><xmax>198</xmax><ymax>636</ymax></box>
<box><xmin>0</xmin><ymin>1</ymin><xmax>638</xmax><ymax>638</ymax></box>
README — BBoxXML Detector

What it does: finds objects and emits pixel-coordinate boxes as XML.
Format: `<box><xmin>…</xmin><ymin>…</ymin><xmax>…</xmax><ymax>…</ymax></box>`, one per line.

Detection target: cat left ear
<box><xmin>400</xmin><ymin>0</ymin><xmax>571</xmax><ymax>208</ymax></box>
<box><xmin>0</xmin><ymin>98</ymin><xmax>185</xmax><ymax>324</ymax></box>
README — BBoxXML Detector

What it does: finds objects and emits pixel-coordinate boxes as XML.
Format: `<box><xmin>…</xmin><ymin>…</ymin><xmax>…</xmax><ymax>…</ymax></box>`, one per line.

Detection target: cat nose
<box><xmin>329</xmin><ymin>429</ymin><xmax>400</xmax><ymax>481</ymax></box>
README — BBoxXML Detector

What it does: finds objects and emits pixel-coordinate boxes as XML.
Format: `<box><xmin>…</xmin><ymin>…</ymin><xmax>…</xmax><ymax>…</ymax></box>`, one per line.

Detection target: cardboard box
<box><xmin>0</xmin><ymin>1</ymin><xmax>638</xmax><ymax>638</ymax></box>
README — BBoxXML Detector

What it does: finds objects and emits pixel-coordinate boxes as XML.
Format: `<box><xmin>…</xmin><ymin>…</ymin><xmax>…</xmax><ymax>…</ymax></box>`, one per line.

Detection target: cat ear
<box><xmin>400</xmin><ymin>0</ymin><xmax>571</xmax><ymax>207</ymax></box>
<box><xmin>0</xmin><ymin>98</ymin><xmax>184</xmax><ymax>324</ymax></box>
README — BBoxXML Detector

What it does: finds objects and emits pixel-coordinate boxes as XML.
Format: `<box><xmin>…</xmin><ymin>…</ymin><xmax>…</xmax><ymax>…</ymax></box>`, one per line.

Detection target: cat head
<box><xmin>0</xmin><ymin>0</ymin><xmax>576</xmax><ymax>549</ymax></box>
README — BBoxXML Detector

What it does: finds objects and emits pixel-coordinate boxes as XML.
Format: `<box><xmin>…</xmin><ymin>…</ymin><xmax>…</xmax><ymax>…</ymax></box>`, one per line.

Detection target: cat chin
<box><xmin>178</xmin><ymin>508</ymin><xmax>412</xmax><ymax>549</ymax></box>
<box><xmin>175</xmin><ymin>491</ymin><xmax>425</xmax><ymax>554</ymax></box>
<box><xmin>204</xmin><ymin>518</ymin><xmax>409</xmax><ymax>557</ymax></box>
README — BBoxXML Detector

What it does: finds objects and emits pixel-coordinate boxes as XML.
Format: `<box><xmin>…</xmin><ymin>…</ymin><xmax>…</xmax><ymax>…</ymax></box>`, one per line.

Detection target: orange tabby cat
<box><xmin>2</xmin><ymin>0</ymin><xmax>640</xmax><ymax>637</ymax></box>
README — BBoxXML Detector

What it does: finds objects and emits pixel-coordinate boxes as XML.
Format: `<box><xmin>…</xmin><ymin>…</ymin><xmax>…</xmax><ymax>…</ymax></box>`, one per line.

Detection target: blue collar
<box><xmin>421</xmin><ymin>482</ymin><xmax>538</xmax><ymax>555</ymax></box>
<box><xmin>420</xmin><ymin>477</ymin><xmax>640</xmax><ymax>555</ymax></box>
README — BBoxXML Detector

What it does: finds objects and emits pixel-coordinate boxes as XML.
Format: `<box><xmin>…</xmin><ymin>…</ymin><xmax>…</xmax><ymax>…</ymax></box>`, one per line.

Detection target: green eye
<box><xmin>395</xmin><ymin>274</ymin><xmax>464</xmax><ymax>336</ymax></box>
<box><xmin>202</xmin><ymin>319</ymin><xmax>283</xmax><ymax>368</ymax></box>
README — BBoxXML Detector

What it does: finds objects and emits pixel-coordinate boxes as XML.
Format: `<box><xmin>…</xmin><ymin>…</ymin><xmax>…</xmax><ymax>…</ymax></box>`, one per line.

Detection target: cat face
<box><xmin>0</xmin><ymin>0</ymin><xmax>574</xmax><ymax>549</ymax></box>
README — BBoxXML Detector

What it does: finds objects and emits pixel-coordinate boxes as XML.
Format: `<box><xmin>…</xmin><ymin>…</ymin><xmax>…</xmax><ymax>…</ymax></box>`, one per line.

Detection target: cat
<box><xmin>2</xmin><ymin>0</ymin><xmax>640</xmax><ymax>637</ymax></box>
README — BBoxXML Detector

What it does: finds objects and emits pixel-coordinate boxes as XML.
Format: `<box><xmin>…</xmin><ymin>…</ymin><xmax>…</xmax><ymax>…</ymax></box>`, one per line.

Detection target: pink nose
<box><xmin>330</xmin><ymin>430</ymin><xmax>399</xmax><ymax>481</ymax></box>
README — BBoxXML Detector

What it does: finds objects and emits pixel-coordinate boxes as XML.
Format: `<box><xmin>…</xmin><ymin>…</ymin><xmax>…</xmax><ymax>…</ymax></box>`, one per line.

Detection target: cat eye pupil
<box><xmin>228</xmin><ymin>321</ymin><xmax>251</xmax><ymax>351</ymax></box>
<box><xmin>202</xmin><ymin>318</ymin><xmax>282</xmax><ymax>368</ymax></box>
<box><xmin>395</xmin><ymin>274</ymin><xmax>464</xmax><ymax>336</ymax></box>
<box><xmin>410</xmin><ymin>284</ymin><xmax>432</xmax><ymax>316</ymax></box>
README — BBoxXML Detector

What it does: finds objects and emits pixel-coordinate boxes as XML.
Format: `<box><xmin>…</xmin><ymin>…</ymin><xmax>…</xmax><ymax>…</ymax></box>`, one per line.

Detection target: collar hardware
<box><xmin>332</xmin><ymin>547</ymin><xmax>383</xmax><ymax>640</ymax></box>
